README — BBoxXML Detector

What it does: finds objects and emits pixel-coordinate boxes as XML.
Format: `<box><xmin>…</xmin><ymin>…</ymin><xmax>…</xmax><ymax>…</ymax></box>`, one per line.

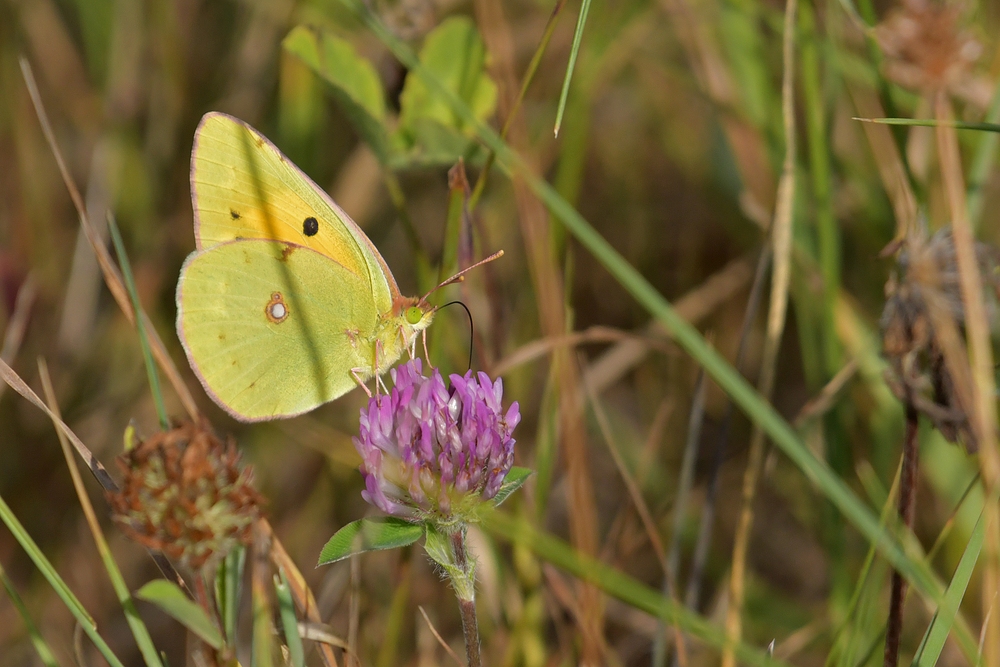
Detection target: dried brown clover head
<box><xmin>881</xmin><ymin>228</ymin><xmax>1000</xmax><ymax>451</ymax></box>
<box><xmin>108</xmin><ymin>420</ymin><xmax>264</xmax><ymax>572</ymax></box>
<box><xmin>875</xmin><ymin>0</ymin><xmax>982</xmax><ymax>95</ymax></box>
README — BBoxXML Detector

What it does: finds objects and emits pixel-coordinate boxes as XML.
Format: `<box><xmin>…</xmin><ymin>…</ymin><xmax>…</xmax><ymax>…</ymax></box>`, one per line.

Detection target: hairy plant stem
<box><xmin>450</xmin><ymin>529</ymin><xmax>482</xmax><ymax>667</ymax></box>
<box><xmin>884</xmin><ymin>406</ymin><xmax>919</xmax><ymax>667</ymax></box>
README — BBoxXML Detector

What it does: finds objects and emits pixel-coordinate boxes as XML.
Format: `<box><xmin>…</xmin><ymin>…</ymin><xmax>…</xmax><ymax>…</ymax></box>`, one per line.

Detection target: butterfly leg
<box><xmin>421</xmin><ymin>329</ymin><xmax>430</xmax><ymax>362</ymax></box>
<box><xmin>350</xmin><ymin>368</ymin><xmax>373</xmax><ymax>398</ymax></box>
<box><xmin>395</xmin><ymin>325</ymin><xmax>415</xmax><ymax>360</ymax></box>
<box><xmin>373</xmin><ymin>340</ymin><xmax>390</xmax><ymax>395</ymax></box>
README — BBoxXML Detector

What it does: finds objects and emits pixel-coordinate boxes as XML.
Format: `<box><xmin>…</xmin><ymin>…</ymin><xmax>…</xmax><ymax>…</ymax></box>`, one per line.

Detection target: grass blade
<box><xmin>0</xmin><ymin>492</ymin><xmax>126</xmax><ymax>667</ymax></box>
<box><xmin>0</xmin><ymin>563</ymin><xmax>59</xmax><ymax>667</ymax></box>
<box><xmin>468</xmin><ymin>0</ymin><xmax>568</xmax><ymax>210</ymax></box>
<box><xmin>217</xmin><ymin>546</ymin><xmax>245</xmax><ymax>643</ymax></box>
<box><xmin>553</xmin><ymin>0</ymin><xmax>592</xmax><ymax>137</ymax></box>
<box><xmin>107</xmin><ymin>215</ymin><xmax>169</xmax><ymax>431</ymax></box>
<box><xmin>967</xmin><ymin>83</ymin><xmax>1000</xmax><ymax>229</ymax></box>
<box><xmin>136</xmin><ymin>580</ymin><xmax>224</xmax><ymax>650</ymax></box>
<box><xmin>912</xmin><ymin>485</ymin><xmax>998</xmax><ymax>667</ymax></box>
<box><xmin>856</xmin><ymin>116</ymin><xmax>1000</xmax><ymax>133</ymax></box>
<box><xmin>252</xmin><ymin>529</ymin><xmax>276</xmax><ymax>667</ymax></box>
<box><xmin>38</xmin><ymin>360</ymin><xmax>165</xmax><ymax>667</ymax></box>
<box><xmin>275</xmin><ymin>571</ymin><xmax>305</xmax><ymax>667</ymax></box>
<box><xmin>485</xmin><ymin>510</ymin><xmax>787</xmax><ymax>667</ymax></box>
<box><xmin>264</xmin><ymin>521</ymin><xmax>341</xmax><ymax>667</ymax></box>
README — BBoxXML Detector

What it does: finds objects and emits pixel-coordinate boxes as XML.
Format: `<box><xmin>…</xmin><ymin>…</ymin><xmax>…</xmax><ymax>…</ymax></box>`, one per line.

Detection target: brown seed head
<box><xmin>107</xmin><ymin>420</ymin><xmax>264</xmax><ymax>572</ymax></box>
<box><xmin>881</xmin><ymin>229</ymin><xmax>1000</xmax><ymax>451</ymax></box>
<box><xmin>875</xmin><ymin>0</ymin><xmax>982</xmax><ymax>94</ymax></box>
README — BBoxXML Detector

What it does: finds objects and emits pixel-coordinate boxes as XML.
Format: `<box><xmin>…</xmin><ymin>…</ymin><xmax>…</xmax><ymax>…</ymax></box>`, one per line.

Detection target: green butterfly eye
<box><xmin>405</xmin><ymin>307</ymin><xmax>423</xmax><ymax>325</ymax></box>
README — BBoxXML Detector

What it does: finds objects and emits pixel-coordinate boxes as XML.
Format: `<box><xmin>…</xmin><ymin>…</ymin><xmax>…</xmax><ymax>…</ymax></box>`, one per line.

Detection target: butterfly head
<box><xmin>394</xmin><ymin>296</ymin><xmax>435</xmax><ymax>334</ymax></box>
<box><xmin>393</xmin><ymin>250</ymin><xmax>505</xmax><ymax>341</ymax></box>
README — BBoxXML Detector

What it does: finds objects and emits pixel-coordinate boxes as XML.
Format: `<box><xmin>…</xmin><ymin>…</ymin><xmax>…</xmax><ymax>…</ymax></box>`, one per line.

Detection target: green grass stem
<box><xmin>276</xmin><ymin>572</ymin><xmax>306</xmax><ymax>667</ymax></box>
<box><xmin>39</xmin><ymin>360</ymin><xmax>164</xmax><ymax>667</ymax></box>
<box><xmin>0</xmin><ymin>563</ymin><xmax>59</xmax><ymax>667</ymax></box>
<box><xmin>912</xmin><ymin>483</ymin><xmax>1000</xmax><ymax>667</ymax></box>
<box><xmin>553</xmin><ymin>0</ymin><xmax>592</xmax><ymax>138</ymax></box>
<box><xmin>486</xmin><ymin>510</ymin><xmax>786</xmax><ymax>666</ymax></box>
<box><xmin>107</xmin><ymin>215</ymin><xmax>169</xmax><ymax>431</ymax></box>
<box><xmin>858</xmin><ymin>116</ymin><xmax>1000</xmax><ymax>133</ymax></box>
<box><xmin>469</xmin><ymin>0</ymin><xmax>567</xmax><ymax>211</ymax></box>
<box><xmin>0</xmin><ymin>493</ymin><xmax>126</xmax><ymax>667</ymax></box>
<box><xmin>967</xmin><ymin>83</ymin><xmax>1000</xmax><ymax>229</ymax></box>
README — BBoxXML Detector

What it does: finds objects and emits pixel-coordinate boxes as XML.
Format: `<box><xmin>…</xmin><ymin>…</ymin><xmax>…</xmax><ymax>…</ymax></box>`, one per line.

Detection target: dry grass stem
<box><xmin>347</xmin><ymin>555</ymin><xmax>361</xmax><ymax>667</ymax></box>
<box><xmin>585</xmin><ymin>255</ymin><xmax>754</xmax><ymax>393</ymax></box>
<box><xmin>580</xmin><ymin>358</ymin><xmax>668</xmax><ymax>571</ymax></box>
<box><xmin>263</xmin><ymin>521</ymin><xmax>341</xmax><ymax>667</ymax></box>
<box><xmin>0</xmin><ymin>275</ymin><xmax>37</xmax><ymax>404</ymax></box>
<box><xmin>721</xmin><ymin>0</ymin><xmax>798</xmax><ymax>663</ymax></box>
<box><xmin>297</xmin><ymin>622</ymin><xmax>350</xmax><ymax>649</ymax></box>
<box><xmin>493</xmin><ymin>326</ymin><xmax>673</xmax><ymax>377</ymax></box>
<box><xmin>0</xmin><ymin>357</ymin><xmax>191</xmax><ymax>592</ymax></box>
<box><xmin>846</xmin><ymin>85</ymin><xmax>918</xmax><ymax>243</ymax></box>
<box><xmin>475</xmin><ymin>0</ymin><xmax>605</xmax><ymax>659</ymax></box>
<box><xmin>18</xmin><ymin>57</ymin><xmax>200</xmax><ymax>421</ymax></box>
<box><xmin>935</xmin><ymin>91</ymin><xmax>1000</xmax><ymax>667</ymax></box>
<box><xmin>0</xmin><ymin>356</ymin><xmax>118</xmax><ymax>492</ymax></box>
<box><xmin>418</xmin><ymin>606</ymin><xmax>464</xmax><ymax>667</ymax></box>
<box><xmin>793</xmin><ymin>359</ymin><xmax>860</xmax><ymax>427</ymax></box>
<box><xmin>38</xmin><ymin>358</ymin><xmax>116</xmax><ymax>571</ymax></box>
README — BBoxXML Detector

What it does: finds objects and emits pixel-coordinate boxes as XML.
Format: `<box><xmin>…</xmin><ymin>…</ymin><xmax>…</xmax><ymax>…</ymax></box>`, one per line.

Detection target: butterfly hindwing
<box><xmin>176</xmin><ymin>239</ymin><xmax>379</xmax><ymax>421</ymax></box>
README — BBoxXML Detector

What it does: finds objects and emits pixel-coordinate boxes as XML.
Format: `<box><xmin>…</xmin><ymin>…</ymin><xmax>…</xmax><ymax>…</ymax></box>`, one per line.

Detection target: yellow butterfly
<box><xmin>176</xmin><ymin>113</ymin><xmax>486</xmax><ymax>422</ymax></box>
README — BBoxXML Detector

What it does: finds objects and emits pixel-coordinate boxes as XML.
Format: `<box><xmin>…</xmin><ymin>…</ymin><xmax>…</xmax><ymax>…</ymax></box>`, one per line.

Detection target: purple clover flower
<box><xmin>354</xmin><ymin>360</ymin><xmax>521</xmax><ymax>520</ymax></box>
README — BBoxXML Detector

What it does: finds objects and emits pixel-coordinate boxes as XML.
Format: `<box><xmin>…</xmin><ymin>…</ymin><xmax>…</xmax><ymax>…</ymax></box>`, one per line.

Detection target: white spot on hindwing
<box><xmin>265</xmin><ymin>292</ymin><xmax>289</xmax><ymax>323</ymax></box>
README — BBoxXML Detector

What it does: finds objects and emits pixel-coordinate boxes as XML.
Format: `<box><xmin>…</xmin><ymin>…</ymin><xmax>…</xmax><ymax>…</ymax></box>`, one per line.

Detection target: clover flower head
<box><xmin>353</xmin><ymin>359</ymin><xmax>520</xmax><ymax>522</ymax></box>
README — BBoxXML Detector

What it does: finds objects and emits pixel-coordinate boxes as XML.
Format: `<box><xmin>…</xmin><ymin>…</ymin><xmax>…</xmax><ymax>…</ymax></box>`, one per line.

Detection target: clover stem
<box><xmin>450</xmin><ymin>529</ymin><xmax>482</xmax><ymax>667</ymax></box>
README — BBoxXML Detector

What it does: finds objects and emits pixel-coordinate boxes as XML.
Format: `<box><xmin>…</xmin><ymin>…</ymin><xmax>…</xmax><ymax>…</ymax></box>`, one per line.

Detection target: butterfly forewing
<box><xmin>191</xmin><ymin>112</ymin><xmax>397</xmax><ymax>313</ymax></box>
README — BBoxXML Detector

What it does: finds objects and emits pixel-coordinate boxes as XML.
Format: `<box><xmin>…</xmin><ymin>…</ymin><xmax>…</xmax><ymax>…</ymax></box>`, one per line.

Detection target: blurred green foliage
<box><xmin>0</xmin><ymin>0</ymin><xmax>999</xmax><ymax>665</ymax></box>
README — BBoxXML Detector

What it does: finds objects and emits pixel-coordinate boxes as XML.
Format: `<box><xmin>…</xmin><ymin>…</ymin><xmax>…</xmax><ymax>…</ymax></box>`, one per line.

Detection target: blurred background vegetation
<box><xmin>1</xmin><ymin>0</ymin><xmax>1000</xmax><ymax>665</ymax></box>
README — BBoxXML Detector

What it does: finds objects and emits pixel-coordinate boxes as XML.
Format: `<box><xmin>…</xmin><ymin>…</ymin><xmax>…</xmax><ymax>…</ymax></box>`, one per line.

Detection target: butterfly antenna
<box><xmin>421</xmin><ymin>250</ymin><xmax>504</xmax><ymax>303</ymax></box>
<box><xmin>439</xmin><ymin>300</ymin><xmax>475</xmax><ymax>371</ymax></box>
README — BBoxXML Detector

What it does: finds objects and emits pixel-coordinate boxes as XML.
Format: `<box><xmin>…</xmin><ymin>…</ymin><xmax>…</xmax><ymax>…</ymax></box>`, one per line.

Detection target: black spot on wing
<box><xmin>303</xmin><ymin>216</ymin><xmax>319</xmax><ymax>236</ymax></box>
<box><xmin>230</xmin><ymin>209</ymin><xmax>241</xmax><ymax>220</ymax></box>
